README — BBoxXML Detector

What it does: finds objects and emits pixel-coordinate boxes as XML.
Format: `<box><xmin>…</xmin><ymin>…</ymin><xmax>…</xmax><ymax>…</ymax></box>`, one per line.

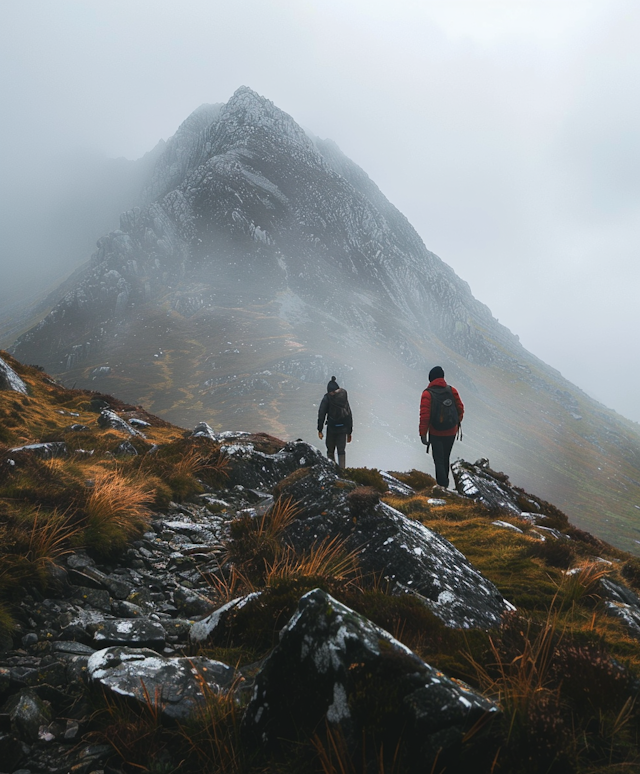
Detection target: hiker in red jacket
<box><xmin>419</xmin><ymin>366</ymin><xmax>464</xmax><ymax>489</ymax></box>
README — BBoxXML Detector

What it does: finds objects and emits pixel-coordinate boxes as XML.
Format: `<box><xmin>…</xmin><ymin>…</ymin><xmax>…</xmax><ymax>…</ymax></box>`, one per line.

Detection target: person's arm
<box><xmin>317</xmin><ymin>395</ymin><xmax>328</xmax><ymax>436</ymax></box>
<box><xmin>419</xmin><ymin>389</ymin><xmax>431</xmax><ymax>438</ymax></box>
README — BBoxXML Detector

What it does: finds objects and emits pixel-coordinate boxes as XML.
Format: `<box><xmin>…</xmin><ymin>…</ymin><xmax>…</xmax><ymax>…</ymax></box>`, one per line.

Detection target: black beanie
<box><xmin>428</xmin><ymin>366</ymin><xmax>444</xmax><ymax>382</ymax></box>
<box><xmin>327</xmin><ymin>376</ymin><xmax>340</xmax><ymax>392</ymax></box>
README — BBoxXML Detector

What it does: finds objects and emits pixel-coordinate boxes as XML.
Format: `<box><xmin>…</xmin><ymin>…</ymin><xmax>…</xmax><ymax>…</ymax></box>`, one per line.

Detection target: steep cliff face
<box><xmin>9</xmin><ymin>87</ymin><xmax>640</xmax><ymax>551</ymax></box>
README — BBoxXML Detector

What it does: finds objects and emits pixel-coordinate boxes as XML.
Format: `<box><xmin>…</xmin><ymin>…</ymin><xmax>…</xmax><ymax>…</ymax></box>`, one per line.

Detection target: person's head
<box><xmin>327</xmin><ymin>376</ymin><xmax>340</xmax><ymax>392</ymax></box>
<box><xmin>429</xmin><ymin>366</ymin><xmax>444</xmax><ymax>382</ymax></box>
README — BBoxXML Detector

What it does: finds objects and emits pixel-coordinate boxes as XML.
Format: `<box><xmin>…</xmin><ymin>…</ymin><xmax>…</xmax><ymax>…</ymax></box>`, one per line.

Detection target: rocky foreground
<box><xmin>0</xmin><ymin>430</ymin><xmax>638</xmax><ymax>773</ymax></box>
<box><xmin>3</xmin><ymin>353</ymin><xmax>640</xmax><ymax>773</ymax></box>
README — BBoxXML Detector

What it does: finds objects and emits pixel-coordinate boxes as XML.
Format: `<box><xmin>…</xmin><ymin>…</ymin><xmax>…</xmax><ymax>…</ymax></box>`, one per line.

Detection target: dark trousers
<box><xmin>430</xmin><ymin>434</ymin><xmax>456</xmax><ymax>487</ymax></box>
<box><xmin>326</xmin><ymin>430</ymin><xmax>347</xmax><ymax>467</ymax></box>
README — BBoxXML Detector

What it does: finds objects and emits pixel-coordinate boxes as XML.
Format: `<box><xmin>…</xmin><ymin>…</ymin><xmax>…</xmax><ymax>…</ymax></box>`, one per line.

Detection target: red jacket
<box><xmin>419</xmin><ymin>378</ymin><xmax>464</xmax><ymax>437</ymax></box>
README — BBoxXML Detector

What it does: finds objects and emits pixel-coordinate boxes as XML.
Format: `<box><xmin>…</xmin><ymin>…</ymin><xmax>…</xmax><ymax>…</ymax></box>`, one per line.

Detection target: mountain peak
<box><xmin>9</xmin><ymin>89</ymin><xmax>640</xmax><ymax>554</ymax></box>
<box><xmin>213</xmin><ymin>86</ymin><xmax>314</xmax><ymax>152</ymax></box>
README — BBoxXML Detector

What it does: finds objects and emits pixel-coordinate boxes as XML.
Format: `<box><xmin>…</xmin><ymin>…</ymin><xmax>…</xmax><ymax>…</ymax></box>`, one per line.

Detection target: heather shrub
<box><xmin>342</xmin><ymin>467</ymin><xmax>387</xmax><ymax>492</ymax></box>
<box><xmin>388</xmin><ymin>468</ymin><xmax>436</xmax><ymax>491</ymax></box>
<box><xmin>347</xmin><ymin>486</ymin><xmax>380</xmax><ymax>517</ymax></box>
<box><xmin>526</xmin><ymin>538</ymin><xmax>576</xmax><ymax>569</ymax></box>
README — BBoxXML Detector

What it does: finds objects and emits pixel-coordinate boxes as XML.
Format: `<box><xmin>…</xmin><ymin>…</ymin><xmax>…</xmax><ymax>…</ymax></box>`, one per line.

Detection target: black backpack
<box><xmin>327</xmin><ymin>389</ymin><xmax>351</xmax><ymax>428</ymax></box>
<box><xmin>428</xmin><ymin>385</ymin><xmax>458</xmax><ymax>431</ymax></box>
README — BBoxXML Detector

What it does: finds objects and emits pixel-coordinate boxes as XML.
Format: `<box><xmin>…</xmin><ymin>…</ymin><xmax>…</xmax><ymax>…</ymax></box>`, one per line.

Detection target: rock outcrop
<box><xmin>242</xmin><ymin>588</ymin><xmax>499</xmax><ymax>769</ymax></box>
<box><xmin>87</xmin><ymin>646</ymin><xmax>238</xmax><ymax>721</ymax></box>
<box><xmin>0</xmin><ymin>355</ymin><xmax>27</xmax><ymax>394</ymax></box>
<box><xmin>273</xmin><ymin>454</ymin><xmax>513</xmax><ymax>629</ymax></box>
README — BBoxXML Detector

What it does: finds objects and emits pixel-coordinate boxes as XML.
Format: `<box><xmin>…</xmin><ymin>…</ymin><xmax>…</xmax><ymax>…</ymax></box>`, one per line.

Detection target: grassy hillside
<box><xmin>2</xmin><ymin>351</ymin><xmax>640</xmax><ymax>771</ymax></box>
<box><xmin>33</xmin><ymin>288</ymin><xmax>640</xmax><ymax>558</ymax></box>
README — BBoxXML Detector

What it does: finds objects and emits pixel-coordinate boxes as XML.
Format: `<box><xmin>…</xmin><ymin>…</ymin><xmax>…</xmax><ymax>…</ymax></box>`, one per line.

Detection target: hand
<box><xmin>347</xmin><ymin>434</ymin><xmax>352</xmax><ymax>443</ymax></box>
<box><xmin>318</xmin><ymin>431</ymin><xmax>323</xmax><ymax>440</ymax></box>
<box><xmin>420</xmin><ymin>434</ymin><xmax>428</xmax><ymax>445</ymax></box>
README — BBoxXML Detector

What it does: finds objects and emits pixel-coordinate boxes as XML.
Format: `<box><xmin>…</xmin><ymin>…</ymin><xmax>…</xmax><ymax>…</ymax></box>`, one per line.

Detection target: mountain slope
<box><xmin>2</xmin><ymin>351</ymin><xmax>640</xmax><ymax>773</ymax></box>
<box><xmin>9</xmin><ymin>87</ymin><xmax>640</xmax><ymax>553</ymax></box>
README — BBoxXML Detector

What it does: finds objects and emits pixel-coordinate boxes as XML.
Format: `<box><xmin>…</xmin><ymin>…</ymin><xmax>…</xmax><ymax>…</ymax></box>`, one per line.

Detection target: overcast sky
<box><xmin>1</xmin><ymin>0</ymin><xmax>639</xmax><ymax>423</ymax></box>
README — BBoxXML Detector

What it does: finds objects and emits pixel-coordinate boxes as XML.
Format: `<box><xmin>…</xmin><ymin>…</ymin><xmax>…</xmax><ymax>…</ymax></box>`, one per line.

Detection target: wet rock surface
<box><xmin>9</xmin><ymin>442</ymin><xmax>68</xmax><ymax>460</ymax></box>
<box><xmin>242</xmin><ymin>588</ymin><xmax>500</xmax><ymax>768</ymax></box>
<box><xmin>600</xmin><ymin>577</ymin><xmax>640</xmax><ymax>639</ymax></box>
<box><xmin>0</xmin><ymin>355</ymin><xmax>28</xmax><ymax>393</ymax></box>
<box><xmin>87</xmin><ymin>646</ymin><xmax>238</xmax><ymax>721</ymax></box>
<box><xmin>277</xmin><ymin>461</ymin><xmax>513</xmax><ymax>629</ymax></box>
<box><xmin>217</xmin><ymin>431</ymin><xmax>332</xmax><ymax>489</ymax></box>
<box><xmin>97</xmin><ymin>409</ymin><xmax>143</xmax><ymax>436</ymax></box>
<box><xmin>452</xmin><ymin>458</ymin><xmax>543</xmax><ymax>517</ymax></box>
<box><xmin>4</xmin><ymin>438</ymin><xmax>620</xmax><ymax>772</ymax></box>
<box><xmin>0</xmin><ymin>491</ymin><xmax>244</xmax><ymax>772</ymax></box>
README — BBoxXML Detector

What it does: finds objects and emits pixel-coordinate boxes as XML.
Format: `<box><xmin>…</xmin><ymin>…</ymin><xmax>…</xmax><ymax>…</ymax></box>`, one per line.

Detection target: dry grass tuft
<box><xmin>205</xmin><ymin>563</ymin><xmax>257</xmax><ymax>605</ymax></box>
<box><xmin>91</xmin><ymin>684</ymin><xmax>178</xmax><ymax>773</ymax></box>
<box><xmin>139</xmin><ymin>441</ymin><xmax>230</xmax><ymax>499</ymax></box>
<box><xmin>388</xmin><ymin>468</ymin><xmax>436</xmax><ymax>492</ymax></box>
<box><xmin>176</xmin><ymin>675</ymin><xmax>246</xmax><ymax>774</ymax></box>
<box><xmin>0</xmin><ymin>507</ymin><xmax>80</xmax><ymax>589</ymax></box>
<box><xmin>560</xmin><ymin>562</ymin><xmax>611</xmax><ymax>605</ymax></box>
<box><xmin>226</xmin><ymin>496</ymin><xmax>301</xmax><ymax>584</ymax></box>
<box><xmin>312</xmin><ymin>721</ymin><xmax>404</xmax><ymax>774</ymax></box>
<box><xmin>81</xmin><ymin>469</ymin><xmax>153</xmax><ymax>557</ymax></box>
<box><xmin>466</xmin><ymin>609</ymin><xmax>561</xmax><ymax>736</ymax></box>
<box><xmin>347</xmin><ymin>486</ymin><xmax>381</xmax><ymax>518</ymax></box>
<box><xmin>264</xmin><ymin>535</ymin><xmax>361</xmax><ymax>587</ymax></box>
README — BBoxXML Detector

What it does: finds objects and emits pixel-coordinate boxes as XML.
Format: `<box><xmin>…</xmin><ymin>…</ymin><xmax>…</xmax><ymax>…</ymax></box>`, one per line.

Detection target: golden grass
<box><xmin>176</xmin><ymin>674</ymin><xmax>246</xmax><ymax>774</ymax></box>
<box><xmin>81</xmin><ymin>469</ymin><xmax>153</xmax><ymax>557</ymax></box>
<box><xmin>91</xmin><ymin>684</ymin><xmax>177</xmax><ymax>773</ymax></box>
<box><xmin>466</xmin><ymin>608</ymin><xmax>561</xmax><ymax>742</ymax></box>
<box><xmin>264</xmin><ymin>535</ymin><xmax>361</xmax><ymax>587</ymax></box>
<box><xmin>93</xmin><ymin>672</ymin><xmax>246</xmax><ymax>774</ymax></box>
<box><xmin>138</xmin><ymin>440</ymin><xmax>230</xmax><ymax>500</ymax></box>
<box><xmin>0</xmin><ymin>506</ymin><xmax>80</xmax><ymax>588</ymax></box>
<box><xmin>205</xmin><ymin>563</ymin><xmax>257</xmax><ymax>604</ymax></box>
<box><xmin>225</xmin><ymin>496</ymin><xmax>301</xmax><ymax>582</ymax></box>
<box><xmin>312</xmin><ymin>722</ymin><xmax>404</xmax><ymax>774</ymax></box>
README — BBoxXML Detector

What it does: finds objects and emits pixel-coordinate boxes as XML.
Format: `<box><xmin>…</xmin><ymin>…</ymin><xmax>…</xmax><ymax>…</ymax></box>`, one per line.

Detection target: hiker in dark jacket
<box><xmin>317</xmin><ymin>376</ymin><xmax>353</xmax><ymax>468</ymax></box>
<box><xmin>419</xmin><ymin>366</ymin><xmax>464</xmax><ymax>489</ymax></box>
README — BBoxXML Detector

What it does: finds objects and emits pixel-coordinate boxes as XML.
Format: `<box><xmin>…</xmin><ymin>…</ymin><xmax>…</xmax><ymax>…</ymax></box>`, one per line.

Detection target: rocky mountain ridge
<box><xmin>7</xmin><ymin>87</ymin><xmax>640</xmax><ymax>553</ymax></box>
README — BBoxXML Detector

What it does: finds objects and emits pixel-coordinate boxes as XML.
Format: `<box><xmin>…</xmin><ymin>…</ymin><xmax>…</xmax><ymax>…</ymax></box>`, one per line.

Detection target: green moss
<box><xmin>342</xmin><ymin>467</ymin><xmax>387</xmax><ymax>492</ymax></box>
<box><xmin>389</xmin><ymin>468</ymin><xmax>436</xmax><ymax>491</ymax></box>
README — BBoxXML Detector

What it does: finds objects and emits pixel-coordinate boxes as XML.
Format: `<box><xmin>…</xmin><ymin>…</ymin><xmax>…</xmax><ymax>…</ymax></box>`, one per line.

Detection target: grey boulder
<box><xmin>0</xmin><ymin>356</ymin><xmax>28</xmax><ymax>394</ymax></box>
<box><xmin>97</xmin><ymin>409</ymin><xmax>142</xmax><ymax>436</ymax></box>
<box><xmin>10</xmin><ymin>442</ymin><xmax>68</xmax><ymax>459</ymax></box>
<box><xmin>87</xmin><ymin>646</ymin><xmax>238</xmax><ymax>720</ymax></box>
<box><xmin>90</xmin><ymin>618</ymin><xmax>166</xmax><ymax>648</ymax></box>
<box><xmin>242</xmin><ymin>589</ymin><xmax>499</xmax><ymax>769</ymax></box>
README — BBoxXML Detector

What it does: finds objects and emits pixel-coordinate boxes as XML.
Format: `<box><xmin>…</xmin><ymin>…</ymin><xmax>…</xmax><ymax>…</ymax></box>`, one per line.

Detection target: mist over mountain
<box><xmin>0</xmin><ymin>143</ymin><xmax>163</xmax><ymax>343</ymax></box>
<box><xmin>8</xmin><ymin>87</ymin><xmax>640</xmax><ymax>553</ymax></box>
